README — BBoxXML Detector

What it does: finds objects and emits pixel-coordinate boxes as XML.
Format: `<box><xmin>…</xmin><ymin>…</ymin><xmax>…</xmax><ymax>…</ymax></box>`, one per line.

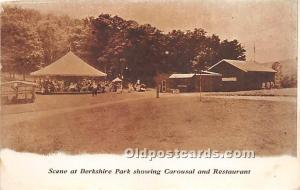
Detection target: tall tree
<box><xmin>1</xmin><ymin>6</ymin><xmax>43</xmax><ymax>79</ymax></box>
<box><xmin>1</xmin><ymin>6</ymin><xmax>247</xmax><ymax>84</ymax></box>
<box><xmin>219</xmin><ymin>39</ymin><xmax>246</xmax><ymax>61</ymax></box>
<box><xmin>37</xmin><ymin>14</ymin><xmax>77</xmax><ymax>67</ymax></box>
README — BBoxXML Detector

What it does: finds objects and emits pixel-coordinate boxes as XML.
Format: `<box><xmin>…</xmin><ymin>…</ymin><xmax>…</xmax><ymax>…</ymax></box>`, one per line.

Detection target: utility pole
<box><xmin>156</xmin><ymin>84</ymin><xmax>160</xmax><ymax>98</ymax></box>
<box><xmin>195</xmin><ymin>69</ymin><xmax>202</xmax><ymax>102</ymax></box>
<box><xmin>199</xmin><ymin>73</ymin><xmax>202</xmax><ymax>102</ymax></box>
<box><xmin>120</xmin><ymin>58</ymin><xmax>126</xmax><ymax>91</ymax></box>
<box><xmin>69</xmin><ymin>43</ymin><xmax>72</xmax><ymax>52</ymax></box>
<box><xmin>253</xmin><ymin>42</ymin><xmax>256</xmax><ymax>62</ymax></box>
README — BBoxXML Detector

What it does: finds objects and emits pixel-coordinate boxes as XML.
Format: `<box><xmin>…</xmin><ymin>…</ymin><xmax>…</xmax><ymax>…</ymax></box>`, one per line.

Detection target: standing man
<box><xmin>92</xmin><ymin>81</ymin><xmax>98</xmax><ymax>96</ymax></box>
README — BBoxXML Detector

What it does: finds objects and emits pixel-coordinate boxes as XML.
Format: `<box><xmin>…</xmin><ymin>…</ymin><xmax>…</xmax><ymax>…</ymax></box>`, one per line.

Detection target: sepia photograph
<box><xmin>0</xmin><ymin>0</ymin><xmax>298</xmax><ymax>189</ymax></box>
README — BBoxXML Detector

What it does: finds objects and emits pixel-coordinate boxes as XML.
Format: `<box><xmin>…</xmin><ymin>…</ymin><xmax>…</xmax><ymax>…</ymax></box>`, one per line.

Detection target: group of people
<box><xmin>262</xmin><ymin>81</ymin><xmax>275</xmax><ymax>89</ymax></box>
<box><xmin>39</xmin><ymin>79</ymin><xmax>119</xmax><ymax>94</ymax></box>
<box><xmin>38</xmin><ymin>79</ymin><xmax>146</xmax><ymax>95</ymax></box>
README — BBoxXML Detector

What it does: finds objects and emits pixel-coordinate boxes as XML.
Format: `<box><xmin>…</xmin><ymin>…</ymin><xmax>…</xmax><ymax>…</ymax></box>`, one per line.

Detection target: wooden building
<box><xmin>208</xmin><ymin>59</ymin><xmax>276</xmax><ymax>91</ymax></box>
<box><xmin>194</xmin><ymin>71</ymin><xmax>222</xmax><ymax>92</ymax></box>
<box><xmin>168</xmin><ymin>73</ymin><xmax>196</xmax><ymax>92</ymax></box>
<box><xmin>155</xmin><ymin>71</ymin><xmax>222</xmax><ymax>93</ymax></box>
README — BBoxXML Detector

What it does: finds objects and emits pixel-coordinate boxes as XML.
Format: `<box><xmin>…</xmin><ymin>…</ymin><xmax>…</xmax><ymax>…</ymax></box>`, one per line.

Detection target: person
<box><xmin>140</xmin><ymin>84</ymin><xmax>146</xmax><ymax>92</ymax></box>
<box><xmin>112</xmin><ymin>83</ymin><xmax>117</xmax><ymax>92</ymax></box>
<box><xmin>128</xmin><ymin>83</ymin><xmax>133</xmax><ymax>93</ymax></box>
<box><xmin>116</xmin><ymin>83</ymin><xmax>122</xmax><ymax>94</ymax></box>
<box><xmin>101</xmin><ymin>82</ymin><xmax>105</xmax><ymax>93</ymax></box>
<box><xmin>135</xmin><ymin>83</ymin><xmax>140</xmax><ymax>91</ymax></box>
<box><xmin>91</xmin><ymin>81</ymin><xmax>98</xmax><ymax>96</ymax></box>
<box><xmin>69</xmin><ymin>82</ymin><xmax>77</xmax><ymax>92</ymax></box>
<box><xmin>270</xmin><ymin>81</ymin><xmax>274</xmax><ymax>89</ymax></box>
<box><xmin>262</xmin><ymin>82</ymin><xmax>266</xmax><ymax>89</ymax></box>
<box><xmin>266</xmin><ymin>81</ymin><xmax>271</xmax><ymax>89</ymax></box>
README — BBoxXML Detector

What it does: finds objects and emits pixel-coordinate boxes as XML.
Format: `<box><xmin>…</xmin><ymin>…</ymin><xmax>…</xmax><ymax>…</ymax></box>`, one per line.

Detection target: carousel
<box><xmin>30</xmin><ymin>51</ymin><xmax>107</xmax><ymax>94</ymax></box>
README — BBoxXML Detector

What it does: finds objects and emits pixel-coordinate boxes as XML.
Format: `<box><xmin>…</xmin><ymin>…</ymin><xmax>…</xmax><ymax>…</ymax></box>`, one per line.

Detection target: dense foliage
<box><xmin>1</xmin><ymin>6</ymin><xmax>246</xmax><ymax>84</ymax></box>
<box><xmin>272</xmin><ymin>61</ymin><xmax>297</xmax><ymax>88</ymax></box>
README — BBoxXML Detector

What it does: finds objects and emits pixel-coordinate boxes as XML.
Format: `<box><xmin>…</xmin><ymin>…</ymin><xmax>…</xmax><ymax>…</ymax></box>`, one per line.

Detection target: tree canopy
<box><xmin>1</xmin><ymin>6</ymin><xmax>246</xmax><ymax>84</ymax></box>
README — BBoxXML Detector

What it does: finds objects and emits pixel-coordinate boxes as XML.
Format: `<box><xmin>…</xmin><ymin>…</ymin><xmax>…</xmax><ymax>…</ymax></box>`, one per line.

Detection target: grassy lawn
<box><xmin>206</xmin><ymin>88</ymin><xmax>297</xmax><ymax>97</ymax></box>
<box><xmin>1</xmin><ymin>93</ymin><xmax>297</xmax><ymax>156</ymax></box>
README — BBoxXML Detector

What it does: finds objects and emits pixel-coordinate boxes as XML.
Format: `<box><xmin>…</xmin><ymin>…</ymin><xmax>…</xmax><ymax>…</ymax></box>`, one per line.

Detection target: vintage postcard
<box><xmin>0</xmin><ymin>0</ymin><xmax>299</xmax><ymax>189</ymax></box>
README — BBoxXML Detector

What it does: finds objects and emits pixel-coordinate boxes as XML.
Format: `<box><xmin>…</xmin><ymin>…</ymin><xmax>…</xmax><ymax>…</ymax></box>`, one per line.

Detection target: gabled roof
<box><xmin>31</xmin><ymin>52</ymin><xmax>107</xmax><ymax>77</ymax></box>
<box><xmin>208</xmin><ymin>59</ymin><xmax>276</xmax><ymax>73</ymax></box>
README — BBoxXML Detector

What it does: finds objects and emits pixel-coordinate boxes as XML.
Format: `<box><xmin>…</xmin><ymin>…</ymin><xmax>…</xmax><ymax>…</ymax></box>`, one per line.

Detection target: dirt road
<box><xmin>1</xmin><ymin>91</ymin><xmax>297</xmax><ymax>156</ymax></box>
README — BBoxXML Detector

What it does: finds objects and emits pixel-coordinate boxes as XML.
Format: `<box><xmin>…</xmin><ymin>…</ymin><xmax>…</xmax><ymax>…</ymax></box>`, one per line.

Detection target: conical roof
<box><xmin>31</xmin><ymin>52</ymin><xmax>107</xmax><ymax>77</ymax></box>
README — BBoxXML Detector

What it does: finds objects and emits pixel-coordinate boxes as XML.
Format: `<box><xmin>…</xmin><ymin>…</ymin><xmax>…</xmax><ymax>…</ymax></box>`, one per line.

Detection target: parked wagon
<box><xmin>1</xmin><ymin>81</ymin><xmax>38</xmax><ymax>104</ymax></box>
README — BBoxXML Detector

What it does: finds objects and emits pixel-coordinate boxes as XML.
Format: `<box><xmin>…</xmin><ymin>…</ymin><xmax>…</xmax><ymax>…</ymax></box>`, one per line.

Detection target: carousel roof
<box><xmin>31</xmin><ymin>51</ymin><xmax>107</xmax><ymax>77</ymax></box>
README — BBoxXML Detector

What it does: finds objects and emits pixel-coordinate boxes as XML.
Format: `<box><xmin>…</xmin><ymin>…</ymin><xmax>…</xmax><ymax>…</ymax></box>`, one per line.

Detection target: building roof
<box><xmin>196</xmin><ymin>70</ymin><xmax>222</xmax><ymax>76</ymax></box>
<box><xmin>169</xmin><ymin>71</ymin><xmax>222</xmax><ymax>79</ymax></box>
<box><xmin>208</xmin><ymin>59</ymin><xmax>276</xmax><ymax>73</ymax></box>
<box><xmin>169</xmin><ymin>74</ymin><xmax>195</xmax><ymax>79</ymax></box>
<box><xmin>30</xmin><ymin>51</ymin><xmax>107</xmax><ymax>77</ymax></box>
<box><xmin>112</xmin><ymin>77</ymin><xmax>122</xmax><ymax>82</ymax></box>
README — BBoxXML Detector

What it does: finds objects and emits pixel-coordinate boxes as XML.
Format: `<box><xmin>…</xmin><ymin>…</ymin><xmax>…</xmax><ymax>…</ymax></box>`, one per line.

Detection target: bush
<box><xmin>281</xmin><ymin>75</ymin><xmax>297</xmax><ymax>88</ymax></box>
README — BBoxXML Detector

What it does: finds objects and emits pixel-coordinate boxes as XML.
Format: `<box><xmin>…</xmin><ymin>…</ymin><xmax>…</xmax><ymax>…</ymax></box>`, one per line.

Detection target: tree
<box><xmin>272</xmin><ymin>61</ymin><xmax>297</xmax><ymax>88</ymax></box>
<box><xmin>191</xmin><ymin>34</ymin><xmax>221</xmax><ymax>71</ymax></box>
<box><xmin>37</xmin><ymin>14</ymin><xmax>76</xmax><ymax>67</ymax></box>
<box><xmin>219</xmin><ymin>39</ymin><xmax>246</xmax><ymax>61</ymax></box>
<box><xmin>272</xmin><ymin>62</ymin><xmax>283</xmax><ymax>88</ymax></box>
<box><xmin>1</xmin><ymin>6</ymin><xmax>43</xmax><ymax>79</ymax></box>
<box><xmin>1</xmin><ymin>6</ymin><xmax>247</xmax><ymax>85</ymax></box>
<box><xmin>122</xmin><ymin>24</ymin><xmax>166</xmax><ymax>83</ymax></box>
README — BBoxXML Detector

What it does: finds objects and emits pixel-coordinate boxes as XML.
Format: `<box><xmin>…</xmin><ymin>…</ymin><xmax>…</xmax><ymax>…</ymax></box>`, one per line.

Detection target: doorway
<box><xmin>161</xmin><ymin>80</ymin><xmax>167</xmax><ymax>92</ymax></box>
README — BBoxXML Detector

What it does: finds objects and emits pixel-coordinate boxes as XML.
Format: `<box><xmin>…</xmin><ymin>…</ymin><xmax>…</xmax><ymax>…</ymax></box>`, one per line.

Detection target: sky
<box><xmin>2</xmin><ymin>0</ymin><xmax>298</xmax><ymax>62</ymax></box>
